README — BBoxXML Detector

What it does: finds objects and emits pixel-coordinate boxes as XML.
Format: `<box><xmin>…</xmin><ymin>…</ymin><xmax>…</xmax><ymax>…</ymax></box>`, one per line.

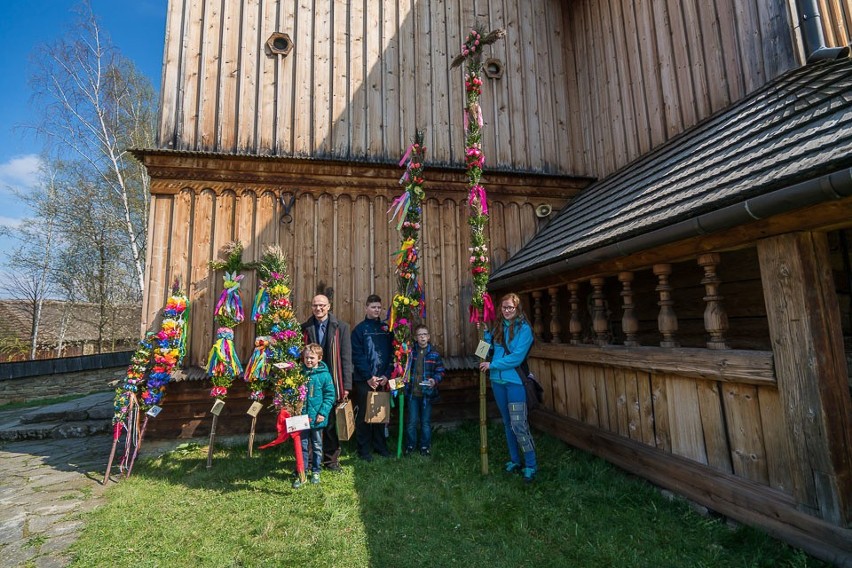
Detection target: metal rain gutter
<box><xmin>490</xmin><ymin>168</ymin><xmax>852</xmax><ymax>291</ymax></box>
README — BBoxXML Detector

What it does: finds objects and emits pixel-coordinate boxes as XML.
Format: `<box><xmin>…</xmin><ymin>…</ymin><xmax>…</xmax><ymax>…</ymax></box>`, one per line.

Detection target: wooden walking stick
<box><xmin>477</xmin><ymin>324</ymin><xmax>489</xmax><ymax>475</ymax></box>
<box><xmin>103</xmin><ymin>422</ymin><xmax>122</xmax><ymax>485</ymax></box>
<box><xmin>207</xmin><ymin>399</ymin><xmax>225</xmax><ymax>468</ymax></box>
<box><xmin>246</xmin><ymin>401</ymin><xmax>262</xmax><ymax>457</ymax></box>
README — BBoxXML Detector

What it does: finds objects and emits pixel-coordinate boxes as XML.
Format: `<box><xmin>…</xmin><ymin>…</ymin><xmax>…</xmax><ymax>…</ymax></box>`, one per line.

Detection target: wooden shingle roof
<box><xmin>491</xmin><ymin>58</ymin><xmax>852</xmax><ymax>284</ymax></box>
<box><xmin>0</xmin><ymin>300</ymin><xmax>141</xmax><ymax>346</ymax></box>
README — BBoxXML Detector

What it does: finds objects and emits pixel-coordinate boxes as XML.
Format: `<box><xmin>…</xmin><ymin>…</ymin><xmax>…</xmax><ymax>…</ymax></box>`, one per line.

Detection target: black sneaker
<box><xmin>404</xmin><ymin>447</ymin><xmax>414</xmax><ymax>456</ymax></box>
<box><xmin>420</xmin><ymin>448</ymin><xmax>431</xmax><ymax>457</ymax></box>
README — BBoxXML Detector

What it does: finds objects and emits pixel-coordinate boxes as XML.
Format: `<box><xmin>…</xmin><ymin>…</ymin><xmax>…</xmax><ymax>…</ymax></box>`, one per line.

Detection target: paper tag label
<box><xmin>388</xmin><ymin>378</ymin><xmax>398</xmax><ymax>391</ymax></box>
<box><xmin>210</xmin><ymin>399</ymin><xmax>226</xmax><ymax>416</ymax></box>
<box><xmin>246</xmin><ymin>401</ymin><xmax>263</xmax><ymax>417</ymax></box>
<box><xmin>285</xmin><ymin>414</ymin><xmax>310</xmax><ymax>433</ymax></box>
<box><xmin>146</xmin><ymin>405</ymin><xmax>162</xmax><ymax>418</ymax></box>
<box><xmin>475</xmin><ymin>340</ymin><xmax>491</xmax><ymax>359</ymax></box>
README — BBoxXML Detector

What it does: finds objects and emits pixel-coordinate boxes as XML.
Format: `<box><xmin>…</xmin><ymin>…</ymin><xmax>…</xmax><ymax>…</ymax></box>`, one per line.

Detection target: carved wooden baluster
<box><xmin>618</xmin><ymin>271</ymin><xmax>639</xmax><ymax>347</ymax></box>
<box><xmin>590</xmin><ymin>277</ymin><xmax>610</xmax><ymax>346</ymax></box>
<box><xmin>567</xmin><ymin>282</ymin><xmax>582</xmax><ymax>345</ymax></box>
<box><xmin>548</xmin><ymin>287</ymin><xmax>562</xmax><ymax>343</ymax></box>
<box><xmin>531</xmin><ymin>290</ymin><xmax>544</xmax><ymax>341</ymax></box>
<box><xmin>698</xmin><ymin>253</ymin><xmax>729</xmax><ymax>349</ymax></box>
<box><xmin>653</xmin><ymin>264</ymin><xmax>679</xmax><ymax>347</ymax></box>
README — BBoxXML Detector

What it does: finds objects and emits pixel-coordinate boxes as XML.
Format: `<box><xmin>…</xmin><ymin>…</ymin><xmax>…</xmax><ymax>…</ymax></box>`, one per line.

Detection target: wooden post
<box><xmin>653</xmin><ymin>264</ymin><xmax>679</xmax><ymax>347</ymax></box>
<box><xmin>248</xmin><ymin>415</ymin><xmax>257</xmax><ymax>458</ymax></box>
<box><xmin>103</xmin><ymin>422</ymin><xmax>122</xmax><ymax>485</ymax></box>
<box><xmin>477</xmin><ymin>324</ymin><xmax>489</xmax><ymax>475</ymax></box>
<box><xmin>548</xmin><ymin>287</ymin><xmax>562</xmax><ymax>343</ymax></box>
<box><xmin>698</xmin><ymin>253</ymin><xmax>729</xmax><ymax>349</ymax></box>
<box><xmin>531</xmin><ymin>290</ymin><xmax>544</xmax><ymax>340</ymax></box>
<box><xmin>567</xmin><ymin>282</ymin><xmax>582</xmax><ymax>345</ymax></box>
<box><xmin>618</xmin><ymin>271</ymin><xmax>639</xmax><ymax>346</ymax></box>
<box><xmin>207</xmin><ymin>414</ymin><xmax>218</xmax><ymax>469</ymax></box>
<box><xmin>590</xmin><ymin>277</ymin><xmax>609</xmax><ymax>346</ymax></box>
<box><xmin>758</xmin><ymin>232</ymin><xmax>852</xmax><ymax>525</ymax></box>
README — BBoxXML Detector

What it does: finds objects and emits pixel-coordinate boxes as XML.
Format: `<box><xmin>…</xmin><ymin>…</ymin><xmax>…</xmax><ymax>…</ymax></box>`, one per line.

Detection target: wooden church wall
<box><xmin>140</xmin><ymin>154</ymin><xmax>581</xmax><ymax>367</ymax></box>
<box><xmin>158</xmin><ymin>0</ymin><xmax>581</xmax><ymax>175</ymax></box>
<box><xmin>158</xmin><ymin>0</ymin><xmax>852</xmax><ymax>182</ymax></box>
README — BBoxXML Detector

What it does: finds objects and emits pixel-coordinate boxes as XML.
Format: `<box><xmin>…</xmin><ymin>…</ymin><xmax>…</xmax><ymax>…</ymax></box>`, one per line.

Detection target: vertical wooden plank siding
<box><xmin>198</xmin><ymin>0</ymin><xmax>223</xmax><ymax>148</ymax></box>
<box><xmin>666</xmin><ymin>375</ymin><xmax>708</xmax><ymax>464</ymax></box>
<box><xmin>382</xmin><ymin>0</ymin><xmax>401</xmax><ymax>156</ymax></box>
<box><xmin>234</xmin><ymin>192</ymin><xmax>257</xmax><ymax>362</ymax></box>
<box><xmin>366</xmin><ymin>0</ymin><xmax>383</xmax><ymax>157</ymax></box>
<box><xmin>721</xmin><ymin>383</ymin><xmax>769</xmax><ymax>484</ymax></box>
<box><xmin>758</xmin><ymin>233</ymin><xmax>852</xmax><ymax>525</ymax></box>
<box><xmin>651</xmin><ymin>372</ymin><xmax>671</xmax><ymax>451</ymax></box>
<box><xmin>167</xmin><ymin>190</ymin><xmax>193</xmax><ymax>301</ymax></box>
<box><xmin>145</xmin><ymin>195</ymin><xmax>173</xmax><ymax>330</ymax></box>
<box><xmin>313</xmin><ymin>0</ymin><xmax>332</xmax><ymax>155</ymax></box>
<box><xmin>157</xmin><ymin>0</ymin><xmax>183</xmax><ymax>149</ymax></box>
<box><xmin>237</xmin><ymin>0</ymin><xmax>260</xmax><ymax>152</ymax></box>
<box><xmin>217</xmin><ymin>0</ymin><xmax>240</xmax><ymax>150</ymax></box>
<box><xmin>349</xmin><ymin>0</ymin><xmax>367</xmax><ymax>156</ymax></box>
<box><xmin>158</xmin><ymin>0</ymin><xmax>813</xmax><ymax>179</ymax></box>
<box><xmin>696</xmin><ymin>380</ymin><xmax>734</xmax><ymax>474</ymax></box>
<box><xmin>257</xmin><ymin>0</ymin><xmax>278</xmax><ymax>152</ymax></box>
<box><xmin>331</xmin><ymin>0</ymin><xmax>350</xmax><ymax>155</ymax></box>
<box><xmin>188</xmin><ymin>190</ymin><xmax>215</xmax><ymax>367</ymax></box>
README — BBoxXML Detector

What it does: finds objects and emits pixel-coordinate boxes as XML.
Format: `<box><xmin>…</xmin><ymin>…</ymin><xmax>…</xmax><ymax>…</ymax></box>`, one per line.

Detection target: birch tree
<box><xmin>28</xmin><ymin>0</ymin><xmax>156</xmax><ymax>297</ymax></box>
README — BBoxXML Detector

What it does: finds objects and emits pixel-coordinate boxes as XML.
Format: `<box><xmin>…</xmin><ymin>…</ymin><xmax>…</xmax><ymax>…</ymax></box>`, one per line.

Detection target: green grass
<box><xmin>69</xmin><ymin>423</ymin><xmax>825</xmax><ymax>568</ymax></box>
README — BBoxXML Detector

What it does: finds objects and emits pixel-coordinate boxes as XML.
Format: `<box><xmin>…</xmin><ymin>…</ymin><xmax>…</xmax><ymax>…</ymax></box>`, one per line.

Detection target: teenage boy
<box><xmin>350</xmin><ymin>294</ymin><xmax>394</xmax><ymax>461</ymax></box>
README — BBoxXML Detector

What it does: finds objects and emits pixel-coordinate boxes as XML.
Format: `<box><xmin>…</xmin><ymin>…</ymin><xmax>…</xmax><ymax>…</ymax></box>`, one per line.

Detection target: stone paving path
<box><xmin>0</xmin><ymin>434</ymin><xmax>113</xmax><ymax>567</ymax></box>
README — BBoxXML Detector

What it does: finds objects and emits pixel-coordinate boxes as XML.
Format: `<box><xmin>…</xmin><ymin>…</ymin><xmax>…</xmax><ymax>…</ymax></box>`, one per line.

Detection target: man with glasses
<box><xmin>301</xmin><ymin>293</ymin><xmax>352</xmax><ymax>471</ymax></box>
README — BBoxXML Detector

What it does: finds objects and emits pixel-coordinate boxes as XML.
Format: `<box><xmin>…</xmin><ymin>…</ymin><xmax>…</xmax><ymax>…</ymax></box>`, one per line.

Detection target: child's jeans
<box><xmin>299</xmin><ymin>428</ymin><xmax>323</xmax><ymax>473</ymax></box>
<box><xmin>405</xmin><ymin>395</ymin><xmax>433</xmax><ymax>450</ymax></box>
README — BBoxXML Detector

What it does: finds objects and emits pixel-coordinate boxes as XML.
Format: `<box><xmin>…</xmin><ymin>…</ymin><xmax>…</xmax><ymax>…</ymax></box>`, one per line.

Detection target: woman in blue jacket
<box><xmin>479</xmin><ymin>293</ymin><xmax>537</xmax><ymax>482</ymax></box>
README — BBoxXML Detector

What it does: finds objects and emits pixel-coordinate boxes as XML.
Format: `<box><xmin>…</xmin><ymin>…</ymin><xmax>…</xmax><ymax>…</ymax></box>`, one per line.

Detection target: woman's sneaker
<box><xmin>522</xmin><ymin>467</ymin><xmax>536</xmax><ymax>483</ymax></box>
<box><xmin>292</xmin><ymin>478</ymin><xmax>303</xmax><ymax>489</ymax></box>
<box><xmin>505</xmin><ymin>461</ymin><xmax>522</xmax><ymax>474</ymax></box>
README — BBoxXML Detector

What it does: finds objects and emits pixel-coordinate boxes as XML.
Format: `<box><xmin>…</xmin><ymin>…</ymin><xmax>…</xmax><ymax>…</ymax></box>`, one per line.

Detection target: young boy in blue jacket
<box><xmin>294</xmin><ymin>343</ymin><xmax>336</xmax><ymax>488</ymax></box>
<box><xmin>405</xmin><ymin>325</ymin><xmax>445</xmax><ymax>456</ymax></box>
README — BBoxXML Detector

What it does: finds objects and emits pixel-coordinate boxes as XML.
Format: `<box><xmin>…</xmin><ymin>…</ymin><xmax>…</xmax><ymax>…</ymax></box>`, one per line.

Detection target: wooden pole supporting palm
<box><xmin>477</xmin><ymin>325</ymin><xmax>489</xmax><ymax>475</ymax></box>
<box><xmin>248</xmin><ymin>415</ymin><xmax>257</xmax><ymax>457</ymax></box>
<box><xmin>452</xmin><ymin>26</ymin><xmax>504</xmax><ymax>475</ymax></box>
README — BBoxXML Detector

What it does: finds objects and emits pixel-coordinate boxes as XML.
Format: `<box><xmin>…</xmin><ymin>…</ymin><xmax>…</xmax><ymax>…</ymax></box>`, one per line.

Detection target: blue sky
<box><xmin>0</xmin><ymin>0</ymin><xmax>167</xmax><ymax>232</ymax></box>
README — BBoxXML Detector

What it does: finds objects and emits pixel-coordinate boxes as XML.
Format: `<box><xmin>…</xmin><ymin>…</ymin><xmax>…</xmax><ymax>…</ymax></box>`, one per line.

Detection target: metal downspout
<box><xmin>794</xmin><ymin>0</ymin><xmax>850</xmax><ymax>62</ymax></box>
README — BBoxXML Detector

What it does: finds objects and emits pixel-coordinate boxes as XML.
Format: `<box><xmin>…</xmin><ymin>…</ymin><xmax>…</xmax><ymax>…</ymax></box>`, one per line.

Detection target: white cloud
<box><xmin>0</xmin><ymin>154</ymin><xmax>42</xmax><ymax>192</ymax></box>
<box><xmin>0</xmin><ymin>216</ymin><xmax>24</xmax><ymax>228</ymax></box>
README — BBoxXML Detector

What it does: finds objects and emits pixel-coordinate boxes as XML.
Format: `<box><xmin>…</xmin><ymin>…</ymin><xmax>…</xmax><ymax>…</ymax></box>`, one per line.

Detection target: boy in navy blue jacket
<box><xmin>405</xmin><ymin>325</ymin><xmax>445</xmax><ymax>456</ymax></box>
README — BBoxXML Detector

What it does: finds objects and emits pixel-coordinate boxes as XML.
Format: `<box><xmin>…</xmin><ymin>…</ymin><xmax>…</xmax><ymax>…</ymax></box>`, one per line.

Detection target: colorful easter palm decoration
<box><xmin>251</xmin><ymin>245</ymin><xmax>305</xmax><ymax>411</ymax></box>
<box><xmin>452</xmin><ymin>24</ymin><xmax>505</xmax><ymax>475</ymax></box>
<box><xmin>253</xmin><ymin>245</ymin><xmax>308</xmax><ymax>479</ymax></box>
<box><xmin>388</xmin><ymin>130</ymin><xmax>427</xmax><ymax>457</ymax></box>
<box><xmin>105</xmin><ymin>281</ymin><xmax>190</xmax><ymax>483</ymax></box>
<box><xmin>206</xmin><ymin>242</ymin><xmax>247</xmax><ymax>399</ymax></box>
<box><xmin>140</xmin><ymin>280</ymin><xmax>189</xmax><ymax>410</ymax></box>
<box><xmin>105</xmin><ymin>335</ymin><xmax>153</xmax><ymax>484</ymax></box>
